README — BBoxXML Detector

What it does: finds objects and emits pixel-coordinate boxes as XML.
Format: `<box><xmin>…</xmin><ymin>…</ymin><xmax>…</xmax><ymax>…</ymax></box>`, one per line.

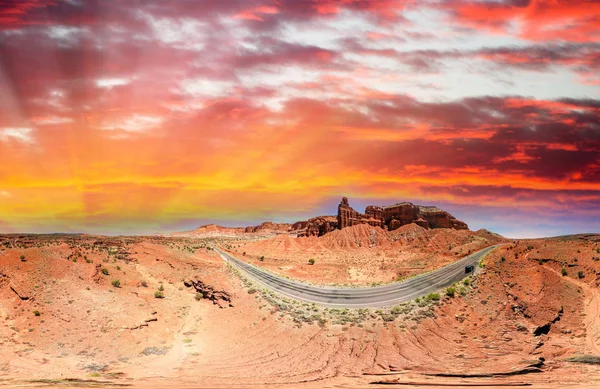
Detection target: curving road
<box><xmin>215</xmin><ymin>245</ymin><xmax>501</xmax><ymax>308</ymax></box>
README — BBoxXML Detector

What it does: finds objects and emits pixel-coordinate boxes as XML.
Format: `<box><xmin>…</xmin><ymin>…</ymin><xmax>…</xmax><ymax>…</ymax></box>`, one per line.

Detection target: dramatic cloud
<box><xmin>0</xmin><ymin>0</ymin><xmax>598</xmax><ymax>237</ymax></box>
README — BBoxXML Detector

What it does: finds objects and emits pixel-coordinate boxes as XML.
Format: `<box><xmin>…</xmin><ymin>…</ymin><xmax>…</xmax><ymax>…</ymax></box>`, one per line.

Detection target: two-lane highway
<box><xmin>216</xmin><ymin>245</ymin><xmax>501</xmax><ymax>308</ymax></box>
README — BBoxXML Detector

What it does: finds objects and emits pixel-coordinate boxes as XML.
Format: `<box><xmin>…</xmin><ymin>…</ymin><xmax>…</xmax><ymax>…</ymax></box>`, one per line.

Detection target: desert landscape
<box><xmin>1</xmin><ymin>198</ymin><xmax>600</xmax><ymax>388</ymax></box>
<box><xmin>1</xmin><ymin>0</ymin><xmax>599</xmax><ymax>387</ymax></box>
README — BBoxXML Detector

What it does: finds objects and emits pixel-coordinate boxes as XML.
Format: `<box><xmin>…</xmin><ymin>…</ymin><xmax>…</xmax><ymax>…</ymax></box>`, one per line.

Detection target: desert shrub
<box><xmin>381</xmin><ymin>314</ymin><xmax>396</xmax><ymax>322</ymax></box>
<box><xmin>514</xmin><ymin>253</ymin><xmax>518</xmax><ymax>259</ymax></box>
<box><xmin>116</xmin><ymin>266</ymin><xmax>121</xmax><ymax>270</ymax></box>
<box><xmin>527</xmin><ymin>245</ymin><xmax>534</xmax><ymax>250</ymax></box>
<box><xmin>308</xmin><ymin>258</ymin><xmax>315</xmax><ymax>265</ymax></box>
<box><xmin>445</xmin><ymin>286</ymin><xmax>456</xmax><ymax>298</ymax></box>
<box><xmin>459</xmin><ymin>286</ymin><xmax>467</xmax><ymax>296</ymax></box>
<box><xmin>425</xmin><ymin>292</ymin><xmax>440</xmax><ymax>302</ymax></box>
<box><xmin>33</xmin><ymin>310</ymin><xmax>40</xmax><ymax>316</ymax></box>
<box><xmin>182</xmin><ymin>338</ymin><xmax>192</xmax><ymax>343</ymax></box>
<box><xmin>243</xmin><ymin>252</ymin><xmax>246</xmax><ymax>256</ymax></box>
<box><xmin>154</xmin><ymin>290</ymin><xmax>164</xmax><ymax>299</ymax></box>
<box><xmin>158</xmin><ymin>284</ymin><xmax>164</xmax><ymax>291</ymax></box>
<box><xmin>516</xmin><ymin>322</ymin><xmax>527</xmax><ymax>332</ymax></box>
<box><xmin>561</xmin><ymin>267</ymin><xmax>568</xmax><ymax>276</ymax></box>
<box><xmin>195</xmin><ymin>292</ymin><xmax>204</xmax><ymax>301</ymax></box>
<box><xmin>20</xmin><ymin>255</ymin><xmax>25</xmax><ymax>262</ymax></box>
<box><xmin>140</xmin><ymin>281</ymin><xmax>148</xmax><ymax>287</ymax></box>
<box><xmin>578</xmin><ymin>271</ymin><xmax>585</xmax><ymax>279</ymax></box>
<box><xmin>248</xmin><ymin>288</ymin><xmax>257</xmax><ymax>294</ymax></box>
<box><xmin>111</xmin><ymin>279</ymin><xmax>121</xmax><ymax>287</ymax></box>
<box><xmin>101</xmin><ymin>268</ymin><xmax>109</xmax><ymax>276</ymax></box>
<box><xmin>501</xmin><ymin>256</ymin><xmax>506</xmax><ymax>262</ymax></box>
<box><xmin>463</xmin><ymin>277</ymin><xmax>471</xmax><ymax>286</ymax></box>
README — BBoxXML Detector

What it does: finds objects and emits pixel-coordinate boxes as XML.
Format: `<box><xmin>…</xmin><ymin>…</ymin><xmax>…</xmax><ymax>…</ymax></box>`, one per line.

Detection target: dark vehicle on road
<box><xmin>465</xmin><ymin>265</ymin><xmax>475</xmax><ymax>273</ymax></box>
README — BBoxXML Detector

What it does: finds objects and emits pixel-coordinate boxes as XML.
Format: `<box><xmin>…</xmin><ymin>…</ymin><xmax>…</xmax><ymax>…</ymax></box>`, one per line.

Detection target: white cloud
<box><xmin>138</xmin><ymin>12</ymin><xmax>206</xmax><ymax>50</ymax></box>
<box><xmin>178</xmin><ymin>79</ymin><xmax>234</xmax><ymax>97</ymax></box>
<box><xmin>47</xmin><ymin>25</ymin><xmax>88</xmax><ymax>47</ymax></box>
<box><xmin>95</xmin><ymin>77</ymin><xmax>132</xmax><ymax>89</ymax></box>
<box><xmin>31</xmin><ymin>116</ymin><xmax>73</xmax><ymax>125</ymax></box>
<box><xmin>99</xmin><ymin>115</ymin><xmax>163</xmax><ymax>132</ymax></box>
<box><xmin>0</xmin><ymin>127</ymin><xmax>35</xmax><ymax>143</ymax></box>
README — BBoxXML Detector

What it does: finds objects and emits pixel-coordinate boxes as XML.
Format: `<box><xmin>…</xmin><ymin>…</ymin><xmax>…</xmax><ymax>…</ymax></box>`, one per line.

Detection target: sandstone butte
<box><xmin>295</xmin><ymin>197</ymin><xmax>468</xmax><ymax>237</ymax></box>
<box><xmin>184</xmin><ymin>197</ymin><xmax>469</xmax><ymax>238</ymax></box>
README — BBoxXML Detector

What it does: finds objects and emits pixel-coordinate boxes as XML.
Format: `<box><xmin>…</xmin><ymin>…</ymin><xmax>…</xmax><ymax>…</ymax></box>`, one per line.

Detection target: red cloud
<box><xmin>448</xmin><ymin>0</ymin><xmax>600</xmax><ymax>42</ymax></box>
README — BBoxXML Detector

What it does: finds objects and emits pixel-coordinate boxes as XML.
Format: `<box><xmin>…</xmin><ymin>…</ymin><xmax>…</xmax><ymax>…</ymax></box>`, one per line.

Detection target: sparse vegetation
<box><xmin>445</xmin><ymin>286</ymin><xmax>456</xmax><ymax>298</ymax></box>
<box><xmin>111</xmin><ymin>279</ymin><xmax>121</xmax><ymax>287</ymax></box>
<box><xmin>259</xmin><ymin>255</ymin><xmax>265</xmax><ymax>261</ymax></box>
<box><xmin>158</xmin><ymin>284</ymin><xmax>164</xmax><ymax>291</ymax></box>
<box><xmin>33</xmin><ymin>310</ymin><xmax>40</xmax><ymax>316</ymax></box>
<box><xmin>561</xmin><ymin>267</ymin><xmax>568</xmax><ymax>276</ymax></box>
<box><xmin>308</xmin><ymin>258</ymin><xmax>315</xmax><ymax>265</ymax></box>
<box><xmin>578</xmin><ymin>271</ymin><xmax>585</xmax><ymax>279</ymax></box>
<box><xmin>20</xmin><ymin>255</ymin><xmax>26</xmax><ymax>262</ymax></box>
<box><xmin>101</xmin><ymin>268</ymin><xmax>109</xmax><ymax>276</ymax></box>
<box><xmin>154</xmin><ymin>290</ymin><xmax>164</xmax><ymax>299</ymax></box>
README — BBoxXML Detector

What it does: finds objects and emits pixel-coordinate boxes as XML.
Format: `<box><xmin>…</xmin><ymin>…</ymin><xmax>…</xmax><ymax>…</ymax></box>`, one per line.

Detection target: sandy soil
<box><xmin>0</xmin><ymin>233</ymin><xmax>599</xmax><ymax>388</ymax></box>
<box><xmin>229</xmin><ymin>224</ymin><xmax>506</xmax><ymax>285</ymax></box>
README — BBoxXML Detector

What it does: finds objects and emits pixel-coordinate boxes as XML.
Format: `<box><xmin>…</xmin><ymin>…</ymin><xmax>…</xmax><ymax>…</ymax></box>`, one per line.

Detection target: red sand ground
<box><xmin>0</xmin><ymin>232</ymin><xmax>600</xmax><ymax>388</ymax></box>
<box><xmin>229</xmin><ymin>224</ymin><xmax>506</xmax><ymax>285</ymax></box>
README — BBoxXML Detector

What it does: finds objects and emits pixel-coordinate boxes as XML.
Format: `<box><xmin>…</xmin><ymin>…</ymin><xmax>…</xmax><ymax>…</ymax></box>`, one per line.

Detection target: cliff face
<box><xmin>337</xmin><ymin>197</ymin><xmax>468</xmax><ymax>232</ymax></box>
<box><xmin>293</xmin><ymin>216</ymin><xmax>338</xmax><ymax>237</ymax></box>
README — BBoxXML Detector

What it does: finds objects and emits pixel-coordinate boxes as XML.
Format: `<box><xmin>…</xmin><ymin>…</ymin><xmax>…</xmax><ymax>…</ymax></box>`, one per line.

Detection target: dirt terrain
<box><xmin>228</xmin><ymin>223</ymin><xmax>506</xmax><ymax>285</ymax></box>
<box><xmin>1</xmin><ymin>232</ymin><xmax>600</xmax><ymax>388</ymax></box>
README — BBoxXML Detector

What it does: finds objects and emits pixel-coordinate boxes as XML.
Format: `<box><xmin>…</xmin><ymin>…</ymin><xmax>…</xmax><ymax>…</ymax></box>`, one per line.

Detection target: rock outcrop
<box><xmin>337</xmin><ymin>197</ymin><xmax>468</xmax><ymax>232</ymax></box>
<box><xmin>337</xmin><ymin>197</ymin><xmax>383</xmax><ymax>229</ymax></box>
<box><xmin>245</xmin><ymin>221</ymin><xmax>293</xmax><ymax>234</ymax></box>
<box><xmin>293</xmin><ymin>216</ymin><xmax>338</xmax><ymax>237</ymax></box>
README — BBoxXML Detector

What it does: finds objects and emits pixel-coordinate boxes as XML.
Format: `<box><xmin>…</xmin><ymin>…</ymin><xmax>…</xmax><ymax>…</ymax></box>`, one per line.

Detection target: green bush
<box><xmin>308</xmin><ymin>258</ymin><xmax>315</xmax><ymax>265</ymax></box>
<box><xmin>20</xmin><ymin>255</ymin><xmax>26</xmax><ymax>262</ymax></box>
<box><xmin>154</xmin><ymin>290</ymin><xmax>164</xmax><ymax>299</ymax></box>
<box><xmin>578</xmin><ymin>271</ymin><xmax>585</xmax><ymax>279</ymax></box>
<box><xmin>195</xmin><ymin>292</ymin><xmax>204</xmax><ymax>301</ymax></box>
<box><xmin>33</xmin><ymin>310</ymin><xmax>40</xmax><ymax>316</ymax></box>
<box><xmin>445</xmin><ymin>286</ymin><xmax>456</xmax><ymax>298</ymax></box>
<box><xmin>101</xmin><ymin>268</ymin><xmax>109</xmax><ymax>276</ymax></box>
<box><xmin>561</xmin><ymin>267</ymin><xmax>568</xmax><ymax>276</ymax></box>
<box><xmin>158</xmin><ymin>284</ymin><xmax>164</xmax><ymax>291</ymax></box>
<box><xmin>425</xmin><ymin>292</ymin><xmax>440</xmax><ymax>302</ymax></box>
<box><xmin>111</xmin><ymin>279</ymin><xmax>121</xmax><ymax>287</ymax></box>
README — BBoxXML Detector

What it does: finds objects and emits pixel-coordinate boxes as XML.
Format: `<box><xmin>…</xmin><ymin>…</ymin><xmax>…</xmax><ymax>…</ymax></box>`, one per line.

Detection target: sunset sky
<box><xmin>0</xmin><ymin>0</ymin><xmax>599</xmax><ymax>237</ymax></box>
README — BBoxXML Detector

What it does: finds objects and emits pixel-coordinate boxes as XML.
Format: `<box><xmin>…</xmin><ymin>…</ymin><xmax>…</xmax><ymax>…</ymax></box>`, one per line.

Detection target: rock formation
<box><xmin>337</xmin><ymin>197</ymin><xmax>468</xmax><ymax>232</ymax></box>
<box><xmin>293</xmin><ymin>216</ymin><xmax>338</xmax><ymax>237</ymax></box>
<box><xmin>337</xmin><ymin>197</ymin><xmax>383</xmax><ymax>229</ymax></box>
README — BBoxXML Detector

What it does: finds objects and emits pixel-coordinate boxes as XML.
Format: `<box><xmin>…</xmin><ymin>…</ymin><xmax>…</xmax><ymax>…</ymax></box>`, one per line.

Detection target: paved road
<box><xmin>215</xmin><ymin>245</ymin><xmax>501</xmax><ymax>308</ymax></box>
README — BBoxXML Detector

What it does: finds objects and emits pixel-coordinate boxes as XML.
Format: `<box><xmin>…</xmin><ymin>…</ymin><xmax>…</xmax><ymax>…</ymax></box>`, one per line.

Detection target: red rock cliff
<box><xmin>337</xmin><ymin>197</ymin><xmax>468</xmax><ymax>232</ymax></box>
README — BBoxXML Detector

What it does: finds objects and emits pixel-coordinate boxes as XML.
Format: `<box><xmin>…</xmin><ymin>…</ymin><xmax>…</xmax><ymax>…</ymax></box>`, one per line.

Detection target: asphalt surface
<box><xmin>216</xmin><ymin>244</ymin><xmax>501</xmax><ymax>308</ymax></box>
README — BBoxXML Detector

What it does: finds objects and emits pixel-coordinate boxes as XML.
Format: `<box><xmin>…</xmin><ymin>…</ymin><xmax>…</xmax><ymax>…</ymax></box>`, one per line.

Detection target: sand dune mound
<box><xmin>388</xmin><ymin>223</ymin><xmax>429</xmax><ymax>243</ymax></box>
<box><xmin>318</xmin><ymin>224</ymin><xmax>390</xmax><ymax>249</ymax></box>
